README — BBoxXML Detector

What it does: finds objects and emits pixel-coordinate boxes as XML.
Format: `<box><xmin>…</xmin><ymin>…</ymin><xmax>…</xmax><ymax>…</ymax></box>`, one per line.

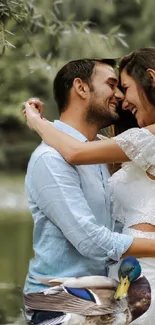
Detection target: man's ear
<box><xmin>147</xmin><ymin>68</ymin><xmax>155</xmax><ymax>87</ymax></box>
<box><xmin>73</xmin><ymin>78</ymin><xmax>89</xmax><ymax>99</ymax></box>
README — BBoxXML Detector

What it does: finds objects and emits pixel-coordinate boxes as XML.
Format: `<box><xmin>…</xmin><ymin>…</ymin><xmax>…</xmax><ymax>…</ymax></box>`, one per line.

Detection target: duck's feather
<box><xmin>64</xmin><ymin>287</ymin><xmax>96</xmax><ymax>303</ymax></box>
<box><xmin>24</xmin><ymin>287</ymin><xmax>128</xmax><ymax>316</ymax></box>
<box><xmin>35</xmin><ymin>275</ymin><xmax>118</xmax><ymax>290</ymax></box>
<box><xmin>127</xmin><ymin>276</ymin><xmax>151</xmax><ymax>321</ymax></box>
<box><xmin>24</xmin><ymin>275</ymin><xmax>151</xmax><ymax>323</ymax></box>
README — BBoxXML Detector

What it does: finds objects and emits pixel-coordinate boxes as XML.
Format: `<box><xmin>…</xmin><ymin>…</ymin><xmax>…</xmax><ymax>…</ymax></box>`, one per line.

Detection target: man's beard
<box><xmin>85</xmin><ymin>103</ymin><xmax>119</xmax><ymax>129</ymax></box>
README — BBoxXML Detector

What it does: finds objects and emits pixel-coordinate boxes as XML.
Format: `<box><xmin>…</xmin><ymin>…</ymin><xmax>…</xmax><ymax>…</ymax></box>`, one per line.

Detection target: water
<box><xmin>0</xmin><ymin>173</ymin><xmax>32</xmax><ymax>324</ymax></box>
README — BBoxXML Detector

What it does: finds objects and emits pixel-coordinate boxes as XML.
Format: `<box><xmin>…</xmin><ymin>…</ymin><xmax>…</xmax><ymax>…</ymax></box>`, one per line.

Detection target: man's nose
<box><xmin>115</xmin><ymin>87</ymin><xmax>124</xmax><ymax>102</ymax></box>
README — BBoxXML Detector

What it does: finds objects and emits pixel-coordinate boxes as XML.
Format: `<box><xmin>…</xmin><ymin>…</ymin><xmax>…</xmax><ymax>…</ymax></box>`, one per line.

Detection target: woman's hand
<box><xmin>23</xmin><ymin>98</ymin><xmax>44</xmax><ymax>130</ymax></box>
<box><xmin>26</xmin><ymin>98</ymin><xmax>44</xmax><ymax>117</ymax></box>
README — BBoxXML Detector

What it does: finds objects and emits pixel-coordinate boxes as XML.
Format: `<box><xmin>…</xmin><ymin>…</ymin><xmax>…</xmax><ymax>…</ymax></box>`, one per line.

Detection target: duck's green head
<box><xmin>114</xmin><ymin>256</ymin><xmax>141</xmax><ymax>300</ymax></box>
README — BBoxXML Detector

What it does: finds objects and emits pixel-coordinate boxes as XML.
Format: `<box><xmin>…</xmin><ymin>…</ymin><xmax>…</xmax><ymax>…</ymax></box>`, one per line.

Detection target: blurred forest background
<box><xmin>0</xmin><ymin>0</ymin><xmax>155</xmax><ymax>324</ymax></box>
<box><xmin>1</xmin><ymin>0</ymin><xmax>155</xmax><ymax>171</ymax></box>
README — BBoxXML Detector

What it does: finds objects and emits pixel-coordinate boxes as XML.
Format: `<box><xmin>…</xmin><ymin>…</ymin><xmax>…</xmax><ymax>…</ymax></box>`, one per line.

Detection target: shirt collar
<box><xmin>53</xmin><ymin>120</ymin><xmax>88</xmax><ymax>143</ymax></box>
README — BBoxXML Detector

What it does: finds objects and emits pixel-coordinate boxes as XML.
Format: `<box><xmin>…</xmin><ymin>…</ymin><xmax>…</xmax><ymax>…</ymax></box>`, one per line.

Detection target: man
<box><xmin>23</xmin><ymin>58</ymin><xmax>134</xmax><ymax>324</ymax></box>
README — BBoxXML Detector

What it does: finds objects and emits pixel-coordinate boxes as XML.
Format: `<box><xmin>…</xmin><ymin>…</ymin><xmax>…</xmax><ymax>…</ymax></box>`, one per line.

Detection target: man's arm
<box><xmin>30</xmin><ymin>150</ymin><xmax>155</xmax><ymax>261</ymax></box>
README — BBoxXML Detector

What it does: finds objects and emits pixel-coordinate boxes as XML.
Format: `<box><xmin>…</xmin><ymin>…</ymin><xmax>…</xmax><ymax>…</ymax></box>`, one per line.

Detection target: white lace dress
<box><xmin>108</xmin><ymin>127</ymin><xmax>155</xmax><ymax>325</ymax></box>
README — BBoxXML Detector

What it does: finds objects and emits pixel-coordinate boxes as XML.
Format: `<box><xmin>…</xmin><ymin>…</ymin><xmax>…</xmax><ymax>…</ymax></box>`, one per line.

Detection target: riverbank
<box><xmin>0</xmin><ymin>173</ymin><xmax>28</xmax><ymax>213</ymax></box>
<box><xmin>0</xmin><ymin>173</ymin><xmax>32</xmax><ymax>324</ymax></box>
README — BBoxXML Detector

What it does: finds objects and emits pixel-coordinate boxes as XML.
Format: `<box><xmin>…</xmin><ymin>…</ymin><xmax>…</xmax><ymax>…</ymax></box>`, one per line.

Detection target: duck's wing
<box><xmin>24</xmin><ymin>286</ymin><xmax>127</xmax><ymax>316</ymax></box>
<box><xmin>35</xmin><ymin>275</ymin><xmax>118</xmax><ymax>290</ymax></box>
<box><xmin>128</xmin><ymin>276</ymin><xmax>151</xmax><ymax>322</ymax></box>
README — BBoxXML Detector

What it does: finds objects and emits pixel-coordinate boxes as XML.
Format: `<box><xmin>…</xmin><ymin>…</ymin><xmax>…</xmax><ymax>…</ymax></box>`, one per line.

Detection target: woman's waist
<box><xmin>129</xmin><ymin>223</ymin><xmax>155</xmax><ymax>232</ymax></box>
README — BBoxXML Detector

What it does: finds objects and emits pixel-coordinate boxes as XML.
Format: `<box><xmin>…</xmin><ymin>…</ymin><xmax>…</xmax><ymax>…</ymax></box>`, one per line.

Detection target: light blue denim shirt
<box><xmin>24</xmin><ymin>120</ymin><xmax>133</xmax><ymax>294</ymax></box>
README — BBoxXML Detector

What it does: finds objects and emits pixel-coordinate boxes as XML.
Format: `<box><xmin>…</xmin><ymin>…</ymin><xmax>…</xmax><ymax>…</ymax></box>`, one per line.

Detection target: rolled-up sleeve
<box><xmin>29</xmin><ymin>150</ymin><xmax>133</xmax><ymax>262</ymax></box>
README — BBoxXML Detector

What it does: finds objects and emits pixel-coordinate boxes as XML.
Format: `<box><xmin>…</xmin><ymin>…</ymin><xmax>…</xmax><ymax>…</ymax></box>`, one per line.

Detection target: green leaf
<box><xmin>0</xmin><ymin>44</ymin><xmax>5</xmax><ymax>56</ymax></box>
<box><xmin>108</xmin><ymin>25</ymin><xmax>121</xmax><ymax>35</ymax></box>
<box><xmin>5</xmin><ymin>40</ymin><xmax>16</xmax><ymax>48</ymax></box>
<box><xmin>4</xmin><ymin>29</ymin><xmax>15</xmax><ymax>36</ymax></box>
<box><xmin>115</xmin><ymin>35</ymin><xmax>129</xmax><ymax>48</ymax></box>
<box><xmin>46</xmin><ymin>52</ymin><xmax>52</xmax><ymax>62</ymax></box>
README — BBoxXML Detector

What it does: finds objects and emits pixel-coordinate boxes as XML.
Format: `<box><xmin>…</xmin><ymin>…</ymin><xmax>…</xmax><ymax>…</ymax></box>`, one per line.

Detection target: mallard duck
<box><xmin>24</xmin><ymin>257</ymin><xmax>151</xmax><ymax>324</ymax></box>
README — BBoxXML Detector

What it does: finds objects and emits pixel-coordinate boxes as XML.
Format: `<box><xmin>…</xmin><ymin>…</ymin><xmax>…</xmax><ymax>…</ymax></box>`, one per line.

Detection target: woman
<box><xmin>24</xmin><ymin>48</ymin><xmax>155</xmax><ymax>324</ymax></box>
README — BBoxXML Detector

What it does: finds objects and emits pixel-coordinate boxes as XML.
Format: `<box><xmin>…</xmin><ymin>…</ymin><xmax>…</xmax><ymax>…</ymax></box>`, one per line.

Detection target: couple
<box><xmin>24</xmin><ymin>48</ymin><xmax>155</xmax><ymax>325</ymax></box>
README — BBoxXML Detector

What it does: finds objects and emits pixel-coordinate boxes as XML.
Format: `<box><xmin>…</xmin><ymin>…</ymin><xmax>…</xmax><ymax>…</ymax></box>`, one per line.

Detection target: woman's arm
<box><xmin>123</xmin><ymin>236</ymin><xmax>155</xmax><ymax>258</ymax></box>
<box><xmin>25</xmin><ymin>101</ymin><xmax>155</xmax><ymax>166</ymax></box>
<box><xmin>25</xmin><ymin>102</ymin><xmax>129</xmax><ymax>165</ymax></box>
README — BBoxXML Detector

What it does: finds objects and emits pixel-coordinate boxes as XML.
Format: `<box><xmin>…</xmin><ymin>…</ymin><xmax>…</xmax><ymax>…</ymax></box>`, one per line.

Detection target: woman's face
<box><xmin>120</xmin><ymin>69</ymin><xmax>155</xmax><ymax>127</ymax></box>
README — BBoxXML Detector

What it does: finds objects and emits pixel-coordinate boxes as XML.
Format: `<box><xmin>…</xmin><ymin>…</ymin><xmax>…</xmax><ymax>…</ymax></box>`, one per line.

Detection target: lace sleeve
<box><xmin>113</xmin><ymin>128</ymin><xmax>155</xmax><ymax>175</ymax></box>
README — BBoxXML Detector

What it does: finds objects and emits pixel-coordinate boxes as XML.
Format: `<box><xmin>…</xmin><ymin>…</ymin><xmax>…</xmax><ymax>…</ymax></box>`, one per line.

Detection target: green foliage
<box><xmin>113</xmin><ymin>0</ymin><xmax>155</xmax><ymax>50</ymax></box>
<box><xmin>0</xmin><ymin>0</ymin><xmax>154</xmax><ymax>171</ymax></box>
<box><xmin>0</xmin><ymin>1</ymin><xmax>128</xmax><ymax>120</ymax></box>
<box><xmin>0</xmin><ymin>0</ymin><xmax>32</xmax><ymax>55</ymax></box>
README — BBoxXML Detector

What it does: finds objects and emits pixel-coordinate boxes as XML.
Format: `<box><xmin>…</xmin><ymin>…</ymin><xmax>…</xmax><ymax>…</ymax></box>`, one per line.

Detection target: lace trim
<box><xmin>123</xmin><ymin>227</ymin><xmax>155</xmax><ymax>239</ymax></box>
<box><xmin>111</xmin><ymin>200</ymin><xmax>125</xmax><ymax>225</ymax></box>
<box><xmin>126</xmin><ymin>214</ymin><xmax>155</xmax><ymax>227</ymax></box>
<box><xmin>113</xmin><ymin>128</ymin><xmax>155</xmax><ymax>176</ymax></box>
<box><xmin>112</xmin><ymin>209</ymin><xmax>155</xmax><ymax>227</ymax></box>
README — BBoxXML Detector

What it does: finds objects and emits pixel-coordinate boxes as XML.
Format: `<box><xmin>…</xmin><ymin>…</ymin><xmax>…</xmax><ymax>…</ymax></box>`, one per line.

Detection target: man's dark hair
<box><xmin>119</xmin><ymin>47</ymin><xmax>155</xmax><ymax>106</ymax></box>
<box><xmin>53</xmin><ymin>58</ymin><xmax>116</xmax><ymax>114</ymax></box>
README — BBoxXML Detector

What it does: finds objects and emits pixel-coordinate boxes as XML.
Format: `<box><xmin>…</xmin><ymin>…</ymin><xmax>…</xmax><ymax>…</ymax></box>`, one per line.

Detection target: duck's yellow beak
<box><xmin>114</xmin><ymin>275</ymin><xmax>130</xmax><ymax>300</ymax></box>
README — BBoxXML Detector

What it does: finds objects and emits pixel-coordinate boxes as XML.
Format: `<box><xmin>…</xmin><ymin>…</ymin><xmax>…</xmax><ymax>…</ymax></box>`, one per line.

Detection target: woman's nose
<box><xmin>122</xmin><ymin>97</ymin><xmax>129</xmax><ymax>110</ymax></box>
<box><xmin>115</xmin><ymin>87</ymin><xmax>124</xmax><ymax>101</ymax></box>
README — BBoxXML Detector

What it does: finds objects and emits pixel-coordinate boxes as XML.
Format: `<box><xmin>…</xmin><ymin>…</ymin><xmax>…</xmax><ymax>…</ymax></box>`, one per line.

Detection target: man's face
<box><xmin>86</xmin><ymin>63</ymin><xmax>124</xmax><ymax>128</ymax></box>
